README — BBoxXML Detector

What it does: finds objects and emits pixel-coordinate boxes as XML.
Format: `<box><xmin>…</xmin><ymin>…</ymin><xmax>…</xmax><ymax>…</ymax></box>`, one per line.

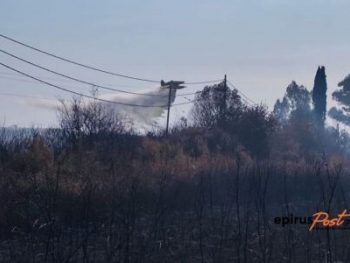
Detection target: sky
<box><xmin>1</xmin><ymin>0</ymin><xmax>350</xmax><ymax>128</ymax></box>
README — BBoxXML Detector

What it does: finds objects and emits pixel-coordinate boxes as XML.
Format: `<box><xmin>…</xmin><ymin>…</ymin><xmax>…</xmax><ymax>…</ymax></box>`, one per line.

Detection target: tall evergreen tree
<box><xmin>312</xmin><ymin>66</ymin><xmax>327</xmax><ymax>126</ymax></box>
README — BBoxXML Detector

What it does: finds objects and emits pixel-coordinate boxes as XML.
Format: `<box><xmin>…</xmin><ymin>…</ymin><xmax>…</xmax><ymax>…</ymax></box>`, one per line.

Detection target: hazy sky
<box><xmin>1</xmin><ymin>0</ymin><xmax>350</xmax><ymax>128</ymax></box>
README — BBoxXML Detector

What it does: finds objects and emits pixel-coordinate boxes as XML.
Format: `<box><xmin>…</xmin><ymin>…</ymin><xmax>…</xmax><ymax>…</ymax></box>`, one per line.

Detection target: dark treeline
<box><xmin>1</xmin><ymin>68</ymin><xmax>350</xmax><ymax>262</ymax></box>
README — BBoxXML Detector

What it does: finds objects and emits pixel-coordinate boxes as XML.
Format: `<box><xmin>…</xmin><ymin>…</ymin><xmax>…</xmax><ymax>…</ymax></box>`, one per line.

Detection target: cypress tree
<box><xmin>312</xmin><ymin>66</ymin><xmax>327</xmax><ymax>126</ymax></box>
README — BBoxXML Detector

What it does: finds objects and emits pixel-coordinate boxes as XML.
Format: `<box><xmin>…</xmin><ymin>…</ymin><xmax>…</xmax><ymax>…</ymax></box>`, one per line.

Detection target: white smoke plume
<box><xmin>23</xmin><ymin>86</ymin><xmax>179</xmax><ymax>126</ymax></box>
<box><xmin>24</xmin><ymin>97</ymin><xmax>61</xmax><ymax>111</ymax></box>
<box><xmin>99</xmin><ymin>86</ymin><xmax>177</xmax><ymax>124</ymax></box>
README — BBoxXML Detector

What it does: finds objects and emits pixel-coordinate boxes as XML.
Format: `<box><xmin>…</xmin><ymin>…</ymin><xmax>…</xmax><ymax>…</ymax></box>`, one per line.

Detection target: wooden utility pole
<box><xmin>223</xmin><ymin>74</ymin><xmax>227</xmax><ymax>108</ymax></box>
<box><xmin>219</xmin><ymin>75</ymin><xmax>227</xmax><ymax>127</ymax></box>
<box><xmin>161</xmin><ymin>80</ymin><xmax>185</xmax><ymax>136</ymax></box>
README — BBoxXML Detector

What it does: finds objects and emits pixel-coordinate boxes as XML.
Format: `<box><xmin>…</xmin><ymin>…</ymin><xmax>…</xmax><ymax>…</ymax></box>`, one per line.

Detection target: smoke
<box><xmin>23</xmin><ymin>86</ymin><xmax>178</xmax><ymax>126</ymax></box>
<box><xmin>24</xmin><ymin>98</ymin><xmax>60</xmax><ymax>111</ymax></box>
<box><xmin>100</xmin><ymin>86</ymin><xmax>177</xmax><ymax>124</ymax></box>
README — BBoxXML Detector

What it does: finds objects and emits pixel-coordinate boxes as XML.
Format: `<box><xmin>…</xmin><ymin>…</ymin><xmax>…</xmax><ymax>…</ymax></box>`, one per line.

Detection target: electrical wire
<box><xmin>0</xmin><ymin>34</ymin><xmax>160</xmax><ymax>83</ymax></box>
<box><xmin>0</xmin><ymin>49</ymin><xmax>223</xmax><ymax>98</ymax></box>
<box><xmin>0</xmin><ymin>65</ymin><xmax>255</xmax><ymax>111</ymax></box>
<box><xmin>0</xmin><ymin>62</ymin><xmax>202</xmax><ymax>108</ymax></box>
<box><xmin>0</xmin><ymin>33</ymin><xmax>222</xmax><ymax>85</ymax></box>
<box><xmin>185</xmin><ymin>79</ymin><xmax>223</xmax><ymax>85</ymax></box>
<box><xmin>227</xmin><ymin>79</ymin><xmax>257</xmax><ymax>105</ymax></box>
<box><xmin>0</xmin><ymin>49</ymin><xmax>171</xmax><ymax>97</ymax></box>
<box><xmin>0</xmin><ymin>62</ymin><xmax>171</xmax><ymax>108</ymax></box>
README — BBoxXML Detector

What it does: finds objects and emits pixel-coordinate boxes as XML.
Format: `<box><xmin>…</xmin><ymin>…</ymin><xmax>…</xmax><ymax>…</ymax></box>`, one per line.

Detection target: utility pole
<box><xmin>161</xmin><ymin>80</ymin><xmax>185</xmax><ymax>136</ymax></box>
<box><xmin>219</xmin><ymin>75</ymin><xmax>227</xmax><ymax>128</ymax></box>
<box><xmin>223</xmin><ymin>74</ymin><xmax>227</xmax><ymax>108</ymax></box>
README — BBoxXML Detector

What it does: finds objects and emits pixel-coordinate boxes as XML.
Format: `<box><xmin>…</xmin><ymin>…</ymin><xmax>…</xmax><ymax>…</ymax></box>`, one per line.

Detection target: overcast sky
<box><xmin>1</xmin><ymin>0</ymin><xmax>350</xmax><ymax>128</ymax></box>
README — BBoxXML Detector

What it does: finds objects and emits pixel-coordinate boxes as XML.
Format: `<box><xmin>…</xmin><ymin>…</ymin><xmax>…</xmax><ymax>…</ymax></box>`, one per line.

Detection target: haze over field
<box><xmin>1</xmin><ymin>0</ymin><xmax>350</xmax><ymax>127</ymax></box>
<box><xmin>3</xmin><ymin>2</ymin><xmax>350</xmax><ymax>262</ymax></box>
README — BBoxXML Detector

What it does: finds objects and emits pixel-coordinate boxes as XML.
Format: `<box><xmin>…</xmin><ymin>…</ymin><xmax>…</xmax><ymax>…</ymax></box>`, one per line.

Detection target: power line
<box><xmin>0</xmin><ymin>70</ymin><xmax>134</xmax><ymax>85</ymax></box>
<box><xmin>0</xmin><ymin>62</ymin><xmax>199</xmax><ymax>108</ymax></box>
<box><xmin>185</xmin><ymin>79</ymin><xmax>223</xmax><ymax>85</ymax></box>
<box><xmin>0</xmin><ymin>79</ymin><xmax>197</xmax><ymax>108</ymax></box>
<box><xmin>0</xmin><ymin>64</ymin><xmax>256</xmax><ymax>111</ymax></box>
<box><xmin>177</xmin><ymin>90</ymin><xmax>202</xmax><ymax>96</ymax></box>
<box><xmin>0</xmin><ymin>49</ymin><xmax>222</xmax><ymax>98</ymax></box>
<box><xmin>171</xmin><ymin>100</ymin><xmax>197</xmax><ymax>107</ymax></box>
<box><xmin>0</xmin><ymin>71</ymin><xmax>210</xmax><ymax>93</ymax></box>
<box><xmin>228</xmin><ymin>81</ymin><xmax>256</xmax><ymax>105</ymax></box>
<box><xmin>0</xmin><ymin>49</ymin><xmax>170</xmax><ymax>97</ymax></box>
<box><xmin>0</xmin><ymin>68</ymin><xmax>206</xmax><ymax>106</ymax></box>
<box><xmin>0</xmin><ymin>72</ymin><xmax>87</xmax><ymax>85</ymax></box>
<box><xmin>0</xmin><ymin>62</ymin><xmax>172</xmax><ymax>108</ymax></box>
<box><xmin>0</xmin><ymin>74</ymin><xmax>43</xmax><ymax>84</ymax></box>
<box><xmin>177</xmin><ymin>80</ymin><xmax>225</xmax><ymax>96</ymax></box>
<box><xmin>0</xmin><ymin>34</ymin><xmax>160</xmax><ymax>83</ymax></box>
<box><xmin>0</xmin><ymin>74</ymin><xmax>202</xmax><ymax>102</ymax></box>
<box><xmin>0</xmin><ymin>33</ymin><xmax>222</xmax><ymax>85</ymax></box>
<box><xmin>227</xmin><ymin>79</ymin><xmax>257</xmax><ymax>105</ymax></box>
